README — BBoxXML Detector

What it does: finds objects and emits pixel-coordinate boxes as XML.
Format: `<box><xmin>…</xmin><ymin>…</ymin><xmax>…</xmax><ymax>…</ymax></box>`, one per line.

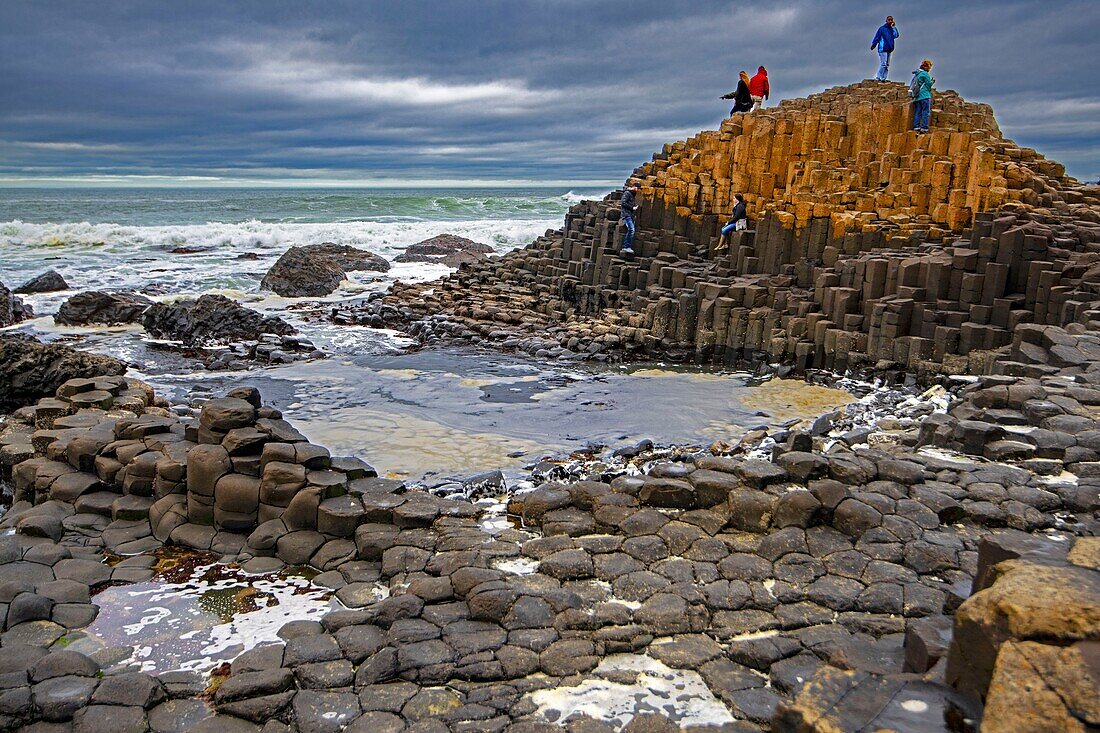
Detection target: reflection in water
<box><xmin>80</xmin><ymin>557</ymin><xmax>342</xmax><ymax>674</ymax></box>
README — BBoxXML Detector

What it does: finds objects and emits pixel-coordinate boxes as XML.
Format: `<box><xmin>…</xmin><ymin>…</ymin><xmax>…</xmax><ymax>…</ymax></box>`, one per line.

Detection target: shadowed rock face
<box><xmin>15</xmin><ymin>270</ymin><xmax>69</xmax><ymax>295</ymax></box>
<box><xmin>0</xmin><ymin>334</ymin><xmax>126</xmax><ymax>411</ymax></box>
<box><xmin>261</xmin><ymin>244</ymin><xmax>390</xmax><ymax>297</ymax></box>
<box><xmin>142</xmin><ymin>294</ymin><xmax>295</xmax><ymax>346</ymax></box>
<box><xmin>54</xmin><ymin>290</ymin><xmax>152</xmax><ymax>326</ymax></box>
<box><xmin>0</xmin><ymin>281</ymin><xmax>33</xmax><ymax>327</ymax></box>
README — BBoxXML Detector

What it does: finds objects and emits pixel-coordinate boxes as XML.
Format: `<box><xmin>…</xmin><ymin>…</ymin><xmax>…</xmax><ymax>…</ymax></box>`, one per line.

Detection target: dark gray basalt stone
<box><xmin>55</xmin><ymin>290</ymin><xmax>152</xmax><ymax>325</ymax></box>
<box><xmin>0</xmin><ymin>335</ymin><xmax>126</xmax><ymax>412</ymax></box>
<box><xmin>143</xmin><ymin>294</ymin><xmax>295</xmax><ymax>345</ymax></box>
<box><xmin>15</xmin><ymin>271</ymin><xmax>69</xmax><ymax>294</ymax></box>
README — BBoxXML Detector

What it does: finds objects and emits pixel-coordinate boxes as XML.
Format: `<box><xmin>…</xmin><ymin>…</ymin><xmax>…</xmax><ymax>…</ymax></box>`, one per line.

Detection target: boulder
<box><xmin>143</xmin><ymin>294</ymin><xmax>294</xmax><ymax>345</ymax></box>
<box><xmin>307</xmin><ymin>243</ymin><xmax>390</xmax><ymax>273</ymax></box>
<box><xmin>54</xmin><ymin>290</ymin><xmax>152</xmax><ymax>325</ymax></box>
<box><xmin>394</xmin><ymin>234</ymin><xmax>492</xmax><ymax>264</ymax></box>
<box><xmin>0</xmin><ymin>281</ymin><xmax>33</xmax><ymax>327</ymax></box>
<box><xmin>15</xmin><ymin>270</ymin><xmax>69</xmax><ymax>294</ymax></box>
<box><xmin>945</xmin><ymin>559</ymin><xmax>1100</xmax><ymax>701</ymax></box>
<box><xmin>0</xmin><ymin>334</ymin><xmax>126</xmax><ymax>411</ymax></box>
<box><xmin>261</xmin><ymin>244</ymin><xmax>388</xmax><ymax>297</ymax></box>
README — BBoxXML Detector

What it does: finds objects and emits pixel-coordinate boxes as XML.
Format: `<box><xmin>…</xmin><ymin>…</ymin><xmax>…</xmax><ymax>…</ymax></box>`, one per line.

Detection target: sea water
<box><xmin>0</xmin><ymin>186</ymin><xmax>855</xmax><ymax>481</ymax></box>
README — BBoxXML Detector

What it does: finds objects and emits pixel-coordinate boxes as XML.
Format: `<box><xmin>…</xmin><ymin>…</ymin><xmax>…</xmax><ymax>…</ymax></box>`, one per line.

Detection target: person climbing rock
<box><xmin>620</xmin><ymin>180</ymin><xmax>640</xmax><ymax>255</ymax></box>
<box><xmin>716</xmin><ymin>194</ymin><xmax>748</xmax><ymax>251</ymax></box>
<box><xmin>721</xmin><ymin>71</ymin><xmax>753</xmax><ymax>115</ymax></box>
<box><xmin>910</xmin><ymin>59</ymin><xmax>935</xmax><ymax>133</ymax></box>
<box><xmin>871</xmin><ymin>16</ymin><xmax>899</xmax><ymax>81</ymax></box>
<box><xmin>749</xmin><ymin>66</ymin><xmax>770</xmax><ymax>111</ymax></box>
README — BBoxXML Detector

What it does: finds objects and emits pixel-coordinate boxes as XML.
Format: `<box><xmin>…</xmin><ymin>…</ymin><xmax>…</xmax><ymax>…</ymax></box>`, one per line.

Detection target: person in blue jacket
<box><xmin>870</xmin><ymin>16</ymin><xmax>899</xmax><ymax>81</ymax></box>
<box><xmin>910</xmin><ymin>59</ymin><xmax>935</xmax><ymax>133</ymax></box>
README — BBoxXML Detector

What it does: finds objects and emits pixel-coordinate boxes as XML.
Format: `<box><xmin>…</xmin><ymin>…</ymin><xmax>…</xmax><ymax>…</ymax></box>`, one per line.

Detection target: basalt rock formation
<box><xmin>394</xmin><ymin>234</ymin><xmax>493</xmax><ymax>264</ymax></box>
<box><xmin>261</xmin><ymin>243</ymin><xmax>390</xmax><ymax>298</ymax></box>
<box><xmin>54</xmin><ymin>290</ymin><xmax>153</xmax><ymax>326</ymax></box>
<box><xmin>0</xmin><ymin>334</ymin><xmax>126</xmax><ymax>412</ymax></box>
<box><xmin>0</xmin><ymin>82</ymin><xmax>1098</xmax><ymax>732</ymax></box>
<box><xmin>0</xmin><ymin>281</ymin><xmax>33</xmax><ymax>327</ymax></box>
<box><xmin>142</xmin><ymin>294</ymin><xmax>296</xmax><ymax>346</ymax></box>
<box><xmin>14</xmin><ymin>270</ymin><xmax>69</xmax><ymax>295</ymax></box>
<box><xmin>359</xmin><ymin>82</ymin><xmax>1099</xmax><ymax>376</ymax></box>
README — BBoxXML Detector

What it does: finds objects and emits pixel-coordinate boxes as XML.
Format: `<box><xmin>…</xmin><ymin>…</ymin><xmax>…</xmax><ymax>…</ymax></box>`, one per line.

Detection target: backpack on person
<box><xmin>908</xmin><ymin>73</ymin><xmax>920</xmax><ymax>98</ymax></box>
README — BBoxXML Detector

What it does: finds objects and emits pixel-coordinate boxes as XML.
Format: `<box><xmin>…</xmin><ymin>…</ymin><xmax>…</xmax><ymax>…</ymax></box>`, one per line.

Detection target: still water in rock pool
<box><xmin>141</xmin><ymin>348</ymin><xmax>855</xmax><ymax>483</ymax></box>
<box><xmin>74</xmin><ymin>555</ymin><xmax>345</xmax><ymax>674</ymax></box>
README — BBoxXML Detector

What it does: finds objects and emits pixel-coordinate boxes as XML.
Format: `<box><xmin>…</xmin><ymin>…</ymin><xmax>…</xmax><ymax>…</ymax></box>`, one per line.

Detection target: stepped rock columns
<box><xmin>366</xmin><ymin>82</ymin><xmax>1096</xmax><ymax>374</ymax></box>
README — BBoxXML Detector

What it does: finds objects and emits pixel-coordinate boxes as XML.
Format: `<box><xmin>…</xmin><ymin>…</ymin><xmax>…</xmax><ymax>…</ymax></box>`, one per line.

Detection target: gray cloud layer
<box><xmin>1</xmin><ymin>0</ymin><xmax>1097</xmax><ymax>184</ymax></box>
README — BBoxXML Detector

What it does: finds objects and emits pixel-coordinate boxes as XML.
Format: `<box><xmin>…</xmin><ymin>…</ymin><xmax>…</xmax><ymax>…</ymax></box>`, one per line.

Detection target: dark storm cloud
<box><xmin>0</xmin><ymin>0</ymin><xmax>1097</xmax><ymax>184</ymax></box>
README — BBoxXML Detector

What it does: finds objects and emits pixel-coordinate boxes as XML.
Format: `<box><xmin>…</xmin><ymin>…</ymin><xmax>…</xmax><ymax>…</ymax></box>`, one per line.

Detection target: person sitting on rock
<box><xmin>721</xmin><ymin>71</ymin><xmax>753</xmax><ymax>115</ymax></box>
<box><xmin>871</xmin><ymin>16</ymin><xmax>899</xmax><ymax>81</ymax></box>
<box><xmin>620</xmin><ymin>180</ymin><xmax>640</xmax><ymax>256</ymax></box>
<box><xmin>749</xmin><ymin>66</ymin><xmax>770</xmax><ymax>111</ymax></box>
<box><xmin>910</xmin><ymin>59</ymin><xmax>935</xmax><ymax>133</ymax></box>
<box><xmin>716</xmin><ymin>194</ymin><xmax>748</xmax><ymax>251</ymax></box>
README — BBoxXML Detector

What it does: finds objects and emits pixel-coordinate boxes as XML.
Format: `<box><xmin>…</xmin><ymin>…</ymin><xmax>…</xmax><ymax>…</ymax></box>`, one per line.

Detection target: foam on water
<box><xmin>527</xmin><ymin>653</ymin><xmax>736</xmax><ymax>728</ymax></box>
<box><xmin>78</xmin><ymin>560</ymin><xmax>341</xmax><ymax>674</ymax></box>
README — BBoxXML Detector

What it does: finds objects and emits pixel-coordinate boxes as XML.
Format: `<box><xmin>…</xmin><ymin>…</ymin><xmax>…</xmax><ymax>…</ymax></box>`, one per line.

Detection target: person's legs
<box><xmin>913</xmin><ymin>99</ymin><xmax>930</xmax><ymax>131</ymax></box>
<box><xmin>622</xmin><ymin>215</ymin><xmax>635</xmax><ymax>251</ymax></box>
<box><xmin>721</xmin><ymin>222</ymin><xmax>737</xmax><ymax>235</ymax></box>
<box><xmin>876</xmin><ymin>51</ymin><xmax>890</xmax><ymax>81</ymax></box>
<box><xmin>751</xmin><ymin>95</ymin><xmax>763</xmax><ymax>111</ymax></box>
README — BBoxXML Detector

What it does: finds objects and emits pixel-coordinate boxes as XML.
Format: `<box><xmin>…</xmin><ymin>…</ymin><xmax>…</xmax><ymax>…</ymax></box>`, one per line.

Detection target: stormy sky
<box><xmin>1</xmin><ymin>0</ymin><xmax>1097</xmax><ymax>186</ymax></box>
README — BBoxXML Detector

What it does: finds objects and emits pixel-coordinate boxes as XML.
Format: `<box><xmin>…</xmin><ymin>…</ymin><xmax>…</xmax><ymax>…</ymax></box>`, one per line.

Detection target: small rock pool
<box><xmin>69</xmin><ymin>550</ymin><xmax>341</xmax><ymax>674</ymax></box>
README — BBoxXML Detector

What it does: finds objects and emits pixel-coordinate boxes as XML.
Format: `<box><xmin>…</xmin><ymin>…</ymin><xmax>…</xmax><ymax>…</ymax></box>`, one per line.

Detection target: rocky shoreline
<box><xmin>0</xmin><ymin>80</ymin><xmax>1097</xmax><ymax>732</ymax></box>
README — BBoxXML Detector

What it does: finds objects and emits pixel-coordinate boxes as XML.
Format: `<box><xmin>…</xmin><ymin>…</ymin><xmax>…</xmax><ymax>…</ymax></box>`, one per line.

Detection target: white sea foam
<box><xmin>527</xmin><ymin>654</ymin><xmax>736</xmax><ymax>728</ymax></box>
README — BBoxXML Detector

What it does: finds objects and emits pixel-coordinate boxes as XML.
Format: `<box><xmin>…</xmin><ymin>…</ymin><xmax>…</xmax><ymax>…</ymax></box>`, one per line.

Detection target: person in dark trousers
<box><xmin>620</xmin><ymin>181</ymin><xmax>640</xmax><ymax>255</ymax></box>
<box><xmin>721</xmin><ymin>71</ymin><xmax>753</xmax><ymax>115</ymax></box>
<box><xmin>910</xmin><ymin>59</ymin><xmax>935</xmax><ymax>133</ymax></box>
<box><xmin>749</xmin><ymin>67</ymin><xmax>770</xmax><ymax>111</ymax></box>
<box><xmin>716</xmin><ymin>194</ymin><xmax>747</xmax><ymax>251</ymax></box>
<box><xmin>871</xmin><ymin>16</ymin><xmax>899</xmax><ymax>81</ymax></box>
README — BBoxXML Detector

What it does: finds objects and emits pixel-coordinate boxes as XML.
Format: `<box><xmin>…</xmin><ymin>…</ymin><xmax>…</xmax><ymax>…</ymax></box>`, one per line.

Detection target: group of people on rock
<box><xmin>617</xmin><ymin>13</ymin><xmax>939</xmax><ymax>258</ymax></box>
<box><xmin>719</xmin><ymin>14</ymin><xmax>935</xmax><ymax>134</ymax></box>
<box><xmin>720</xmin><ymin>67</ymin><xmax>770</xmax><ymax>114</ymax></box>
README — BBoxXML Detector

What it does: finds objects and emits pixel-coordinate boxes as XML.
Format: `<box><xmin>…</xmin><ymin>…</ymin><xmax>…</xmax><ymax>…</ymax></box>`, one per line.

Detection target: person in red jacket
<box><xmin>749</xmin><ymin>66</ymin><xmax>770</xmax><ymax>111</ymax></box>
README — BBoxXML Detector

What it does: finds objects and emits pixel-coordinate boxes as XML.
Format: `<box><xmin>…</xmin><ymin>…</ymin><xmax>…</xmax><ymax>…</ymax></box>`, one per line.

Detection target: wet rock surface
<box><xmin>261</xmin><ymin>244</ymin><xmax>389</xmax><ymax>298</ymax></box>
<box><xmin>0</xmin><ymin>370</ymin><xmax>1095</xmax><ymax>731</ymax></box>
<box><xmin>54</xmin><ymin>290</ymin><xmax>153</xmax><ymax>326</ymax></box>
<box><xmin>0</xmin><ymin>334</ymin><xmax>127</xmax><ymax>412</ymax></box>
<box><xmin>394</xmin><ymin>235</ymin><xmax>493</xmax><ymax>266</ymax></box>
<box><xmin>0</xmin><ymin>281</ymin><xmax>33</xmax><ymax>328</ymax></box>
<box><xmin>14</xmin><ymin>271</ymin><xmax>69</xmax><ymax>295</ymax></box>
<box><xmin>143</xmin><ymin>295</ymin><xmax>296</xmax><ymax>346</ymax></box>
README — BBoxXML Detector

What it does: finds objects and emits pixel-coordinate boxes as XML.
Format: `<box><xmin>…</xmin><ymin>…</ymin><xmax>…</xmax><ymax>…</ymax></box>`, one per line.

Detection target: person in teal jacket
<box><xmin>910</xmin><ymin>59</ymin><xmax>935</xmax><ymax>133</ymax></box>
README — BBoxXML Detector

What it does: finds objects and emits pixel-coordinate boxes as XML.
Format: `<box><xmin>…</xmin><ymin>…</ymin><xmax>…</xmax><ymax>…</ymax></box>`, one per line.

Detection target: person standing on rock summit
<box><xmin>910</xmin><ymin>59</ymin><xmax>935</xmax><ymax>133</ymax></box>
<box><xmin>871</xmin><ymin>16</ymin><xmax>899</xmax><ymax>81</ymax></box>
<box><xmin>620</xmin><ymin>181</ymin><xmax>640</xmax><ymax>256</ymax></box>
<box><xmin>721</xmin><ymin>71</ymin><xmax>754</xmax><ymax>115</ymax></box>
<box><xmin>749</xmin><ymin>66</ymin><xmax>770</xmax><ymax>111</ymax></box>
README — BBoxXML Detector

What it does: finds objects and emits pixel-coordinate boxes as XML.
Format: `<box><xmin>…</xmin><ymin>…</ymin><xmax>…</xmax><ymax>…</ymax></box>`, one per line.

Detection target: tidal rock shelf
<box><xmin>0</xmin><ymin>364</ymin><xmax>1095</xmax><ymax>731</ymax></box>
